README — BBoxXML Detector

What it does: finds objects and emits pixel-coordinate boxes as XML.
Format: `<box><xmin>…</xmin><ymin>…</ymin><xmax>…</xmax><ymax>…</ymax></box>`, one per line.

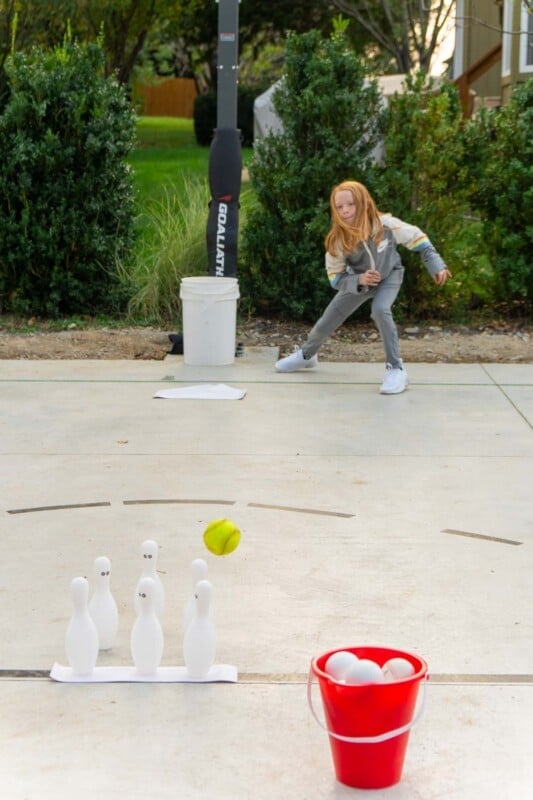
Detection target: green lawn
<box><xmin>129</xmin><ymin>146</ymin><xmax>210</xmax><ymax>204</ymax></box>
<box><xmin>130</xmin><ymin>116</ymin><xmax>252</xmax><ymax>208</ymax></box>
<box><xmin>130</xmin><ymin>117</ymin><xmax>210</xmax><ymax>209</ymax></box>
<box><xmin>135</xmin><ymin>116</ymin><xmax>198</xmax><ymax>148</ymax></box>
<box><xmin>122</xmin><ymin>117</ymin><xmax>255</xmax><ymax>321</ymax></box>
<box><xmin>129</xmin><ymin>116</ymin><xmax>253</xmax><ymax>253</ymax></box>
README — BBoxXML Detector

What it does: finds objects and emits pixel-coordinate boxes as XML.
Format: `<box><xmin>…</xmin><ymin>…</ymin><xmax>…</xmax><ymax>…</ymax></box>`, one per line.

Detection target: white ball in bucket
<box><xmin>344</xmin><ymin>658</ymin><xmax>384</xmax><ymax>685</ymax></box>
<box><xmin>382</xmin><ymin>657</ymin><xmax>415</xmax><ymax>681</ymax></box>
<box><xmin>324</xmin><ymin>651</ymin><xmax>359</xmax><ymax>681</ymax></box>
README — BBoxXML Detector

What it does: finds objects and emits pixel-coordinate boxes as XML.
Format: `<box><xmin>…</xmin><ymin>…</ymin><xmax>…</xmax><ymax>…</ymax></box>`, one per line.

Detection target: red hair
<box><xmin>325</xmin><ymin>181</ymin><xmax>383</xmax><ymax>256</ymax></box>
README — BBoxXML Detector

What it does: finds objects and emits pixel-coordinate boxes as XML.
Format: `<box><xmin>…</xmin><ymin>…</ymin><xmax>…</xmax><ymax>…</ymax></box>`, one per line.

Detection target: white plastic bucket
<box><xmin>179</xmin><ymin>277</ymin><xmax>240</xmax><ymax>366</ymax></box>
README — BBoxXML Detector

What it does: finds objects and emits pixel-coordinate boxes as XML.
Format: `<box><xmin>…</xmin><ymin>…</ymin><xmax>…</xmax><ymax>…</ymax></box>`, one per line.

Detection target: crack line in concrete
<box><xmin>123</xmin><ymin>499</ymin><xmax>235</xmax><ymax>506</ymax></box>
<box><xmin>248</xmin><ymin>502</ymin><xmax>354</xmax><ymax>518</ymax></box>
<box><xmin>6</xmin><ymin>499</ymin><xmax>354</xmax><ymax>518</ymax></box>
<box><xmin>0</xmin><ymin>669</ymin><xmax>531</xmax><ymax>685</ymax></box>
<box><xmin>442</xmin><ymin>528</ymin><xmax>523</xmax><ymax>546</ymax></box>
<box><xmin>481</xmin><ymin>364</ymin><xmax>533</xmax><ymax>430</ymax></box>
<box><xmin>7</xmin><ymin>501</ymin><xmax>111</xmax><ymax>514</ymax></box>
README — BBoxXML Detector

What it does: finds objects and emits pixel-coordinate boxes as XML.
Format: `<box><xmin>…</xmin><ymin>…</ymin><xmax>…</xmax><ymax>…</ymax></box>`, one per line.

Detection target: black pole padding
<box><xmin>206</xmin><ymin>127</ymin><xmax>242</xmax><ymax>277</ymax></box>
<box><xmin>208</xmin><ymin>126</ymin><xmax>242</xmax><ymax>197</ymax></box>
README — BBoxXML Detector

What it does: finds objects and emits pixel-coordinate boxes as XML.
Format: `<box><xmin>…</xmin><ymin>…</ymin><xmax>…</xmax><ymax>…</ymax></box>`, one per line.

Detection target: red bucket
<box><xmin>309</xmin><ymin>646</ymin><xmax>428</xmax><ymax>789</ymax></box>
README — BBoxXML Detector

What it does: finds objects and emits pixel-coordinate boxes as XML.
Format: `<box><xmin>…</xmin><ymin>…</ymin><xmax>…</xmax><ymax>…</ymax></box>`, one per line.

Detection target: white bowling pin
<box><xmin>183</xmin><ymin>579</ymin><xmax>216</xmax><ymax>679</ymax></box>
<box><xmin>65</xmin><ymin>576</ymin><xmax>99</xmax><ymax>676</ymax></box>
<box><xmin>183</xmin><ymin>558</ymin><xmax>209</xmax><ymax>632</ymax></box>
<box><xmin>89</xmin><ymin>556</ymin><xmax>119</xmax><ymax>650</ymax></box>
<box><xmin>130</xmin><ymin>577</ymin><xmax>164</xmax><ymax>676</ymax></box>
<box><xmin>134</xmin><ymin>539</ymin><xmax>164</xmax><ymax>616</ymax></box>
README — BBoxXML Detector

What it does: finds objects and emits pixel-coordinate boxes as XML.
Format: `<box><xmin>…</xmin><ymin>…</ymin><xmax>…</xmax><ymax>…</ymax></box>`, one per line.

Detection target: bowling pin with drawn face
<box><xmin>130</xmin><ymin>576</ymin><xmax>164</xmax><ymax>676</ymax></box>
<box><xmin>65</xmin><ymin>576</ymin><xmax>99</xmax><ymax>676</ymax></box>
<box><xmin>184</xmin><ymin>558</ymin><xmax>209</xmax><ymax>633</ymax></box>
<box><xmin>134</xmin><ymin>539</ymin><xmax>164</xmax><ymax>617</ymax></box>
<box><xmin>183</xmin><ymin>579</ymin><xmax>216</xmax><ymax>679</ymax></box>
<box><xmin>89</xmin><ymin>556</ymin><xmax>119</xmax><ymax>650</ymax></box>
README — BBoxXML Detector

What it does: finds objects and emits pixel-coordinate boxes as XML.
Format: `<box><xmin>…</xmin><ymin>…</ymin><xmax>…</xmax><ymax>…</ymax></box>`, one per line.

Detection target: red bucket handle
<box><xmin>307</xmin><ymin>662</ymin><xmax>428</xmax><ymax>744</ymax></box>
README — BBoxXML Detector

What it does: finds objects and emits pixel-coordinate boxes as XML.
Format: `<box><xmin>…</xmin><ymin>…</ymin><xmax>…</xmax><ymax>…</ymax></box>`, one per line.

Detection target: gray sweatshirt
<box><xmin>325</xmin><ymin>214</ymin><xmax>447</xmax><ymax>289</ymax></box>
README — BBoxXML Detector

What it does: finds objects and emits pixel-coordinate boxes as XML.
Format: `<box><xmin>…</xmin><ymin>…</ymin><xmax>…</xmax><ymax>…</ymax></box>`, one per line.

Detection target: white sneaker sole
<box><xmin>380</xmin><ymin>380</ymin><xmax>408</xmax><ymax>395</ymax></box>
<box><xmin>275</xmin><ymin>355</ymin><xmax>318</xmax><ymax>372</ymax></box>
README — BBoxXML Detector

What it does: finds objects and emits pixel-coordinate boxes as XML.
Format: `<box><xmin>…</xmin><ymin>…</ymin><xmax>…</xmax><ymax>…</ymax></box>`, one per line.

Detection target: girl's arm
<box><xmin>325</xmin><ymin>251</ymin><xmax>347</xmax><ymax>288</ymax></box>
<box><xmin>381</xmin><ymin>214</ymin><xmax>451</xmax><ymax>282</ymax></box>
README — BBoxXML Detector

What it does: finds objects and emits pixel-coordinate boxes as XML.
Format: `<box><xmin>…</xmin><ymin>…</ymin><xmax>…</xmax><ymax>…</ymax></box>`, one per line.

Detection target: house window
<box><xmin>519</xmin><ymin>2</ymin><xmax>533</xmax><ymax>71</ymax></box>
<box><xmin>502</xmin><ymin>0</ymin><xmax>513</xmax><ymax>75</ymax></box>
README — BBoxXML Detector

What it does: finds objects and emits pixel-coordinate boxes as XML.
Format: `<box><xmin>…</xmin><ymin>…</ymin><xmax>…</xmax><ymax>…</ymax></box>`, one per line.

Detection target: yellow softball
<box><xmin>203</xmin><ymin>518</ymin><xmax>241</xmax><ymax>556</ymax></box>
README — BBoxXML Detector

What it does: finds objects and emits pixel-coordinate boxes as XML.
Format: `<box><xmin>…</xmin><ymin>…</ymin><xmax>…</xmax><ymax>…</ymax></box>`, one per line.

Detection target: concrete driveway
<box><xmin>1</xmin><ymin>350</ymin><xmax>532</xmax><ymax>799</ymax></box>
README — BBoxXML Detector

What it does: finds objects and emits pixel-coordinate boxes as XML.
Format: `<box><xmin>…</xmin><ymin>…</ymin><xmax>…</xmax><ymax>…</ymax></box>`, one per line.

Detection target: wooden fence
<box><xmin>133</xmin><ymin>78</ymin><xmax>197</xmax><ymax>118</ymax></box>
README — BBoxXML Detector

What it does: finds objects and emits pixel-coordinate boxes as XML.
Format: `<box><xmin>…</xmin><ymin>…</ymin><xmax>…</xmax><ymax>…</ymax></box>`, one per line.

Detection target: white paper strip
<box><xmin>153</xmin><ymin>384</ymin><xmax>246</xmax><ymax>400</ymax></box>
<box><xmin>50</xmin><ymin>663</ymin><xmax>238</xmax><ymax>683</ymax></box>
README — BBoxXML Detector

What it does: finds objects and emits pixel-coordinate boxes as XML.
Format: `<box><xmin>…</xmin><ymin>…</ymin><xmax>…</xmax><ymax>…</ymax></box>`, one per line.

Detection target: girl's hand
<box><xmin>360</xmin><ymin>269</ymin><xmax>381</xmax><ymax>287</ymax></box>
<box><xmin>434</xmin><ymin>269</ymin><xmax>452</xmax><ymax>286</ymax></box>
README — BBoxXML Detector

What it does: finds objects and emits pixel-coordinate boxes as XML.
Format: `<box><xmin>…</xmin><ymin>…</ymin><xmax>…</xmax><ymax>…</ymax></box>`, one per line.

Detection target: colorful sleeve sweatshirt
<box><xmin>325</xmin><ymin>213</ymin><xmax>447</xmax><ymax>288</ymax></box>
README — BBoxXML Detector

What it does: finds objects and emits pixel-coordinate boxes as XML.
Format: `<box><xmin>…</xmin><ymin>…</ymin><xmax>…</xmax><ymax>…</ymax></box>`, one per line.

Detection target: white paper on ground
<box><xmin>50</xmin><ymin>663</ymin><xmax>238</xmax><ymax>683</ymax></box>
<box><xmin>153</xmin><ymin>384</ymin><xmax>246</xmax><ymax>400</ymax></box>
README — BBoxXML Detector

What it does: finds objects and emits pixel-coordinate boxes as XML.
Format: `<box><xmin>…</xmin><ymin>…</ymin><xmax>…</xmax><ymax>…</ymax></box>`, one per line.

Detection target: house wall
<box><xmin>462</xmin><ymin>0</ymin><xmax>502</xmax><ymax>97</ymax></box>
<box><xmin>502</xmin><ymin>1</ymin><xmax>533</xmax><ymax>103</ymax></box>
<box><xmin>455</xmin><ymin>0</ymin><xmax>532</xmax><ymax>108</ymax></box>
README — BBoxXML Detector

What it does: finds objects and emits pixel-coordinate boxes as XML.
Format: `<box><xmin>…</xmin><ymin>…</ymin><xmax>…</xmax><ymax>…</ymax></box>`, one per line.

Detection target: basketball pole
<box><xmin>206</xmin><ymin>0</ymin><xmax>241</xmax><ymax>278</ymax></box>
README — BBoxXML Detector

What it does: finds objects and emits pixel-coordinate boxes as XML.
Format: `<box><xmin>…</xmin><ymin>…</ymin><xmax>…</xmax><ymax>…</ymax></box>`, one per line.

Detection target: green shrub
<box><xmin>121</xmin><ymin>177</ymin><xmax>210</xmax><ymax>324</ymax></box>
<box><xmin>0</xmin><ymin>39</ymin><xmax>136</xmax><ymax>316</ymax></box>
<box><xmin>468</xmin><ymin>79</ymin><xmax>533</xmax><ymax>312</ymax></box>
<box><xmin>237</xmin><ymin>84</ymin><xmax>264</xmax><ymax>147</ymax></box>
<box><xmin>240</xmin><ymin>28</ymin><xmax>384</xmax><ymax>321</ymax></box>
<box><xmin>375</xmin><ymin>73</ymin><xmax>481</xmax><ymax>321</ymax></box>
<box><xmin>119</xmin><ymin>177</ymin><xmax>255</xmax><ymax>325</ymax></box>
<box><xmin>193</xmin><ymin>91</ymin><xmax>216</xmax><ymax>146</ymax></box>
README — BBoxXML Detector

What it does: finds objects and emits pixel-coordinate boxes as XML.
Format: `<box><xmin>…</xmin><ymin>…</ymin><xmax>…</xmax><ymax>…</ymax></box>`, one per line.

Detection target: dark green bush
<box><xmin>237</xmin><ymin>84</ymin><xmax>263</xmax><ymax>147</ymax></box>
<box><xmin>193</xmin><ymin>91</ymin><xmax>216</xmax><ymax>146</ymax></box>
<box><xmin>375</xmin><ymin>73</ymin><xmax>480</xmax><ymax>321</ymax></box>
<box><xmin>0</xmin><ymin>39</ymin><xmax>136</xmax><ymax>316</ymax></box>
<box><xmin>193</xmin><ymin>84</ymin><xmax>263</xmax><ymax>147</ymax></box>
<box><xmin>239</xmin><ymin>29</ymin><xmax>384</xmax><ymax>321</ymax></box>
<box><xmin>468</xmin><ymin>79</ymin><xmax>532</xmax><ymax>312</ymax></box>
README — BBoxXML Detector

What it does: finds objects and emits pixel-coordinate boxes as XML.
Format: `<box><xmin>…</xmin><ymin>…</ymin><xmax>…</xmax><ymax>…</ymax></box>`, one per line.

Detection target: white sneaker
<box><xmin>275</xmin><ymin>348</ymin><xmax>318</xmax><ymax>372</ymax></box>
<box><xmin>380</xmin><ymin>364</ymin><xmax>408</xmax><ymax>394</ymax></box>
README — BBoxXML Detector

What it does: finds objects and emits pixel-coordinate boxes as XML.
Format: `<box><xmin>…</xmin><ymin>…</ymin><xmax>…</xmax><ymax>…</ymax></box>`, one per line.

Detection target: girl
<box><xmin>275</xmin><ymin>180</ymin><xmax>452</xmax><ymax>394</ymax></box>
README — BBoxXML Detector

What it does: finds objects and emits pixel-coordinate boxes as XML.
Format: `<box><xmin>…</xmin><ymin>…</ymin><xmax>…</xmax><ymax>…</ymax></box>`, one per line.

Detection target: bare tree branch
<box><xmin>332</xmin><ymin>0</ymin><xmax>455</xmax><ymax>72</ymax></box>
<box><xmin>333</xmin><ymin>0</ymin><xmax>405</xmax><ymax>62</ymax></box>
<box><xmin>456</xmin><ymin>15</ymin><xmax>524</xmax><ymax>35</ymax></box>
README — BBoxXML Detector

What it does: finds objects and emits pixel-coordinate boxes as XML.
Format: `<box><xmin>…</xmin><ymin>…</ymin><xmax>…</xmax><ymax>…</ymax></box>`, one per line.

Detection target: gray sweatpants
<box><xmin>301</xmin><ymin>267</ymin><xmax>405</xmax><ymax>368</ymax></box>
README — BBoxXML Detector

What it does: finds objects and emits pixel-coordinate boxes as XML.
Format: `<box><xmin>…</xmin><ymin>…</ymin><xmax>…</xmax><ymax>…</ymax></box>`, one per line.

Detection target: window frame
<box><xmin>519</xmin><ymin>1</ymin><xmax>533</xmax><ymax>72</ymax></box>
<box><xmin>502</xmin><ymin>0</ymin><xmax>513</xmax><ymax>75</ymax></box>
